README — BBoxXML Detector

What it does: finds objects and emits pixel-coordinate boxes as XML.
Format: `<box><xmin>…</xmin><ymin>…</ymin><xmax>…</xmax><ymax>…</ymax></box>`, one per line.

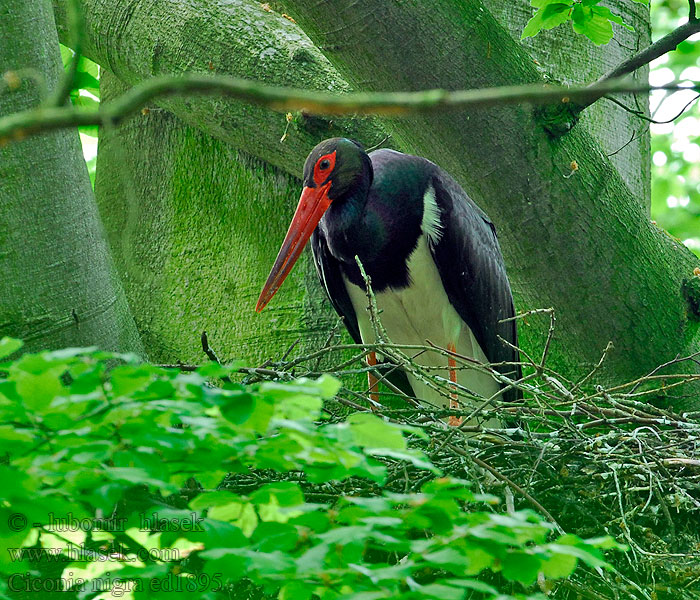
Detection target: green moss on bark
<box><xmin>96</xmin><ymin>72</ymin><xmax>349</xmax><ymax>366</ymax></box>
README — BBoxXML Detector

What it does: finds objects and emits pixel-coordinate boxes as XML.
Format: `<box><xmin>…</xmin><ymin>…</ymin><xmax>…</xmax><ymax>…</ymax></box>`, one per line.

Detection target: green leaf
<box><xmin>583</xmin><ymin>535</ymin><xmax>628</xmax><ymax>550</ymax></box>
<box><xmin>571</xmin><ymin>4</ymin><xmax>629</xmax><ymax>45</ymax></box>
<box><xmin>251</xmin><ymin>482</ymin><xmax>305</xmax><ymax>507</ymax></box>
<box><xmin>190</xmin><ymin>491</ymin><xmax>240</xmax><ymax>510</ymax></box>
<box><xmin>423</xmin><ymin>547</ymin><xmax>468</xmax><ymax>568</ymax></box>
<box><xmin>442</xmin><ymin>578</ymin><xmax>498</xmax><ymax>595</ymax></box>
<box><xmin>522</xmin><ymin>3</ymin><xmax>572</xmax><ymax>39</ymax></box>
<box><xmin>70</xmin><ymin>92</ymin><xmax>99</xmax><ymax>111</ymax></box>
<box><xmin>530</xmin><ymin>0</ymin><xmax>574</xmax><ymax>7</ymax></box>
<box><xmin>196</xmin><ymin>361</ymin><xmax>243</xmax><ymax>378</ymax></box>
<box><xmin>541</xmin><ymin>550</ymin><xmax>578</xmax><ymax>578</ymax></box>
<box><xmin>252</xmin><ymin>521</ymin><xmax>298</xmax><ymax>552</ymax></box>
<box><xmin>109</xmin><ymin>364</ymin><xmax>157</xmax><ymax>396</ymax></box>
<box><xmin>0</xmin><ymin>338</ymin><xmax>22</xmax><ymax>359</ymax></box>
<box><xmin>59</xmin><ymin>44</ymin><xmax>73</xmax><ymax>68</ymax></box>
<box><xmin>462</xmin><ymin>545</ymin><xmax>496</xmax><ymax>575</ymax></box>
<box><xmin>105</xmin><ymin>467</ymin><xmax>177</xmax><ymax>492</ymax></box>
<box><xmin>72</xmin><ymin>71</ymin><xmax>100</xmax><ymax>94</ymax></box>
<box><xmin>201</xmin><ymin>547</ymin><xmax>248</xmax><ymax>580</ymax></box>
<box><xmin>11</xmin><ymin>367</ymin><xmax>66</xmax><ymax>412</ymax></box>
<box><xmin>76</xmin><ymin>55</ymin><xmax>99</xmax><ymax>80</ymax></box>
<box><xmin>546</xmin><ymin>542</ymin><xmax>609</xmax><ymax>569</ymax></box>
<box><xmin>418</xmin><ymin>582</ymin><xmax>468</xmax><ymax>600</ymax></box>
<box><xmin>248</xmin><ymin>549</ymin><xmax>296</xmax><ymax>576</ymax></box>
<box><xmin>593</xmin><ymin>6</ymin><xmax>634</xmax><ymax>31</ymax></box>
<box><xmin>366</xmin><ymin>447</ymin><xmax>439</xmax><ymax>472</ymax></box>
<box><xmin>348</xmin><ymin>413</ymin><xmax>406</xmax><ymax>450</ymax></box>
<box><xmin>220</xmin><ymin>391</ymin><xmax>255</xmax><ymax>424</ymax></box>
<box><xmin>501</xmin><ymin>551</ymin><xmax>542</xmax><ymax>585</ymax></box>
<box><xmin>279</xmin><ymin>582</ymin><xmax>312</xmax><ymax>600</ymax></box>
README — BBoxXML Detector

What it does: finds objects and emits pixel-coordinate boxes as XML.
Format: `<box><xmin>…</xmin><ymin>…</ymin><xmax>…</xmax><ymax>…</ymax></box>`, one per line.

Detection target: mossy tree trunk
<box><xmin>0</xmin><ymin>0</ymin><xmax>142</xmax><ymax>354</ymax></box>
<box><xmin>51</xmin><ymin>0</ymin><xmax>388</xmax><ymax>365</ymax></box>
<box><xmin>484</xmin><ymin>0</ymin><xmax>651</xmax><ymax>206</ymax></box>
<box><xmin>95</xmin><ymin>71</ymin><xmax>340</xmax><ymax>365</ymax></box>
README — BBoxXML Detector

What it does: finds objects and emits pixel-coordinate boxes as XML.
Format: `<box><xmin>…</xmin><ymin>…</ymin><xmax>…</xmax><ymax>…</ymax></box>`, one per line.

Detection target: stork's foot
<box><xmin>447</xmin><ymin>342</ymin><xmax>463</xmax><ymax>427</ymax></box>
<box><xmin>367</xmin><ymin>351</ymin><xmax>380</xmax><ymax>410</ymax></box>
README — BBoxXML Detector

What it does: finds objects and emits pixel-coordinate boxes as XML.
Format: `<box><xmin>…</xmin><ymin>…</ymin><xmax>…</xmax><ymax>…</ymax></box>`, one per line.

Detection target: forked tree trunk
<box><xmin>53</xmin><ymin>0</ymin><xmax>700</xmax><ymax>408</ymax></box>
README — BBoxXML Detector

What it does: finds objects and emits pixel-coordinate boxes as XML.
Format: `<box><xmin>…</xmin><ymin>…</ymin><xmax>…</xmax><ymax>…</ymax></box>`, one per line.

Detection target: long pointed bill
<box><xmin>256</xmin><ymin>182</ymin><xmax>332</xmax><ymax>312</ymax></box>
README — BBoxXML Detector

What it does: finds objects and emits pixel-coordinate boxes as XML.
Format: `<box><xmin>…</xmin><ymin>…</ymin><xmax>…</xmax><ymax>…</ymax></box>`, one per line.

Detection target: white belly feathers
<box><xmin>344</xmin><ymin>231</ymin><xmax>499</xmax><ymax>410</ymax></box>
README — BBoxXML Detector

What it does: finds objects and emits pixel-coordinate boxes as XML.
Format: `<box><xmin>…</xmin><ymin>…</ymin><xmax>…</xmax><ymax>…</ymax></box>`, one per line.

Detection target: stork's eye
<box><xmin>312</xmin><ymin>150</ymin><xmax>337</xmax><ymax>186</ymax></box>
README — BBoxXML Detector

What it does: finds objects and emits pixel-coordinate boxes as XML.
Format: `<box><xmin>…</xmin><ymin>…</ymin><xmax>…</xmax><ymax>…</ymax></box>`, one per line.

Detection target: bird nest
<box><xmin>220</xmin><ymin>304</ymin><xmax>700</xmax><ymax>600</ymax></box>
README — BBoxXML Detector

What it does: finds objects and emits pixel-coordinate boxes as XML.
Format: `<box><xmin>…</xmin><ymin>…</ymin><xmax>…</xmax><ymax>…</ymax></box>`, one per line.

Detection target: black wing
<box><xmin>310</xmin><ymin>230</ymin><xmax>362</xmax><ymax>344</ymax></box>
<box><xmin>430</xmin><ymin>170</ymin><xmax>521</xmax><ymax>401</ymax></box>
<box><xmin>310</xmin><ymin>229</ymin><xmax>415</xmax><ymax>397</ymax></box>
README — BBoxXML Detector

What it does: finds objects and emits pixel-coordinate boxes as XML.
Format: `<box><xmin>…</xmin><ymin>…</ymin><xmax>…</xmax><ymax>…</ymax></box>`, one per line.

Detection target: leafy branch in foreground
<box><xmin>0</xmin><ymin>338</ymin><xmax>619</xmax><ymax>600</ymax></box>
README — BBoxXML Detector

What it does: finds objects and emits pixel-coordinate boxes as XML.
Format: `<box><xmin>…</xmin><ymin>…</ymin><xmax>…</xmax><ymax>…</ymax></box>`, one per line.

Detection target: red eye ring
<box><xmin>313</xmin><ymin>151</ymin><xmax>336</xmax><ymax>186</ymax></box>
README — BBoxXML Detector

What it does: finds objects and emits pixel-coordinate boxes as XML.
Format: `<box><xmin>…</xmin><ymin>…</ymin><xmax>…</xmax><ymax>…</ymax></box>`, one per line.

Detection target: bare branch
<box><xmin>604</xmin><ymin>92</ymin><xmax>700</xmax><ymax>125</ymax></box>
<box><xmin>50</xmin><ymin>0</ymin><xmax>83</xmax><ymax>108</ymax></box>
<box><xmin>569</xmin><ymin>16</ymin><xmax>700</xmax><ymax>118</ymax></box>
<box><xmin>0</xmin><ymin>71</ymin><xmax>697</xmax><ymax>144</ymax></box>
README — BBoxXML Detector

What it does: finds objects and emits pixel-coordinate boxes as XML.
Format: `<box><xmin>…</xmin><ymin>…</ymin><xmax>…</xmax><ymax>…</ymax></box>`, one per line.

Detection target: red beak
<box><xmin>256</xmin><ymin>182</ymin><xmax>332</xmax><ymax>312</ymax></box>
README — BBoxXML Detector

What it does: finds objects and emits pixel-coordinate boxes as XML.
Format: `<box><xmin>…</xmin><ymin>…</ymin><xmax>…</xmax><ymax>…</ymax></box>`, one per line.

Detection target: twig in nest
<box><xmin>279</xmin><ymin>337</ymin><xmax>300</xmax><ymax>362</ymax></box>
<box><xmin>539</xmin><ymin>307</ymin><xmax>556</xmax><ymax>370</ymax></box>
<box><xmin>447</xmin><ymin>441</ymin><xmax>565</xmax><ymax>535</ymax></box>
<box><xmin>628</xmin><ymin>350</ymin><xmax>700</xmax><ymax>394</ymax></box>
<box><xmin>200</xmin><ymin>331</ymin><xmax>232</xmax><ymax>384</ymax></box>
<box><xmin>354</xmin><ymin>255</ymin><xmax>388</xmax><ymax>344</ymax></box>
<box><xmin>572</xmin><ymin>341</ymin><xmax>614</xmax><ymax>393</ymax></box>
<box><xmin>201</xmin><ymin>330</ymin><xmax>221</xmax><ymax>363</ymax></box>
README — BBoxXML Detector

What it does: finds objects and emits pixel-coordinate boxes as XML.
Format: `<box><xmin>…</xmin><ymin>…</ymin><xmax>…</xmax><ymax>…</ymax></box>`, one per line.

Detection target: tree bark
<box><xmin>51</xmin><ymin>0</ymin><xmax>700</xmax><ymax>407</ymax></box>
<box><xmin>51</xmin><ymin>0</ymin><xmax>387</xmax><ymax>172</ymax></box>
<box><xmin>0</xmin><ymin>0</ymin><xmax>142</xmax><ymax>354</ymax></box>
<box><xmin>483</xmin><ymin>0</ymin><xmax>651</xmax><ymax>209</ymax></box>
<box><xmin>50</xmin><ymin>0</ymin><xmax>386</xmax><ymax>365</ymax></box>
<box><xmin>94</xmin><ymin>71</ymin><xmax>343</xmax><ymax>366</ymax></box>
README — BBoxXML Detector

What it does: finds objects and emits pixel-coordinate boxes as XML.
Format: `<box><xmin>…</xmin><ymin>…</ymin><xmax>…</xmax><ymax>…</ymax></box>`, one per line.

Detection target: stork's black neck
<box><xmin>319</xmin><ymin>149</ymin><xmax>430</xmax><ymax>292</ymax></box>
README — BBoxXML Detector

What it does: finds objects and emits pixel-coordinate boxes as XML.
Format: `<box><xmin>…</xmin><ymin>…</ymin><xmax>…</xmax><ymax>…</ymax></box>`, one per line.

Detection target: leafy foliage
<box><xmin>522</xmin><ymin>0</ymin><xmax>642</xmax><ymax>45</ymax></box>
<box><xmin>648</xmin><ymin>2</ymin><xmax>700</xmax><ymax>257</ymax></box>
<box><xmin>59</xmin><ymin>44</ymin><xmax>99</xmax><ymax>185</ymax></box>
<box><xmin>0</xmin><ymin>341</ymin><xmax>622</xmax><ymax>599</ymax></box>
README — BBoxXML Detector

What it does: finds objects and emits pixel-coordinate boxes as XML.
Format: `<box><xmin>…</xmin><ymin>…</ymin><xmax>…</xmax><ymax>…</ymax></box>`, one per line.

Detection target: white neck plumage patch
<box><xmin>421</xmin><ymin>184</ymin><xmax>443</xmax><ymax>248</ymax></box>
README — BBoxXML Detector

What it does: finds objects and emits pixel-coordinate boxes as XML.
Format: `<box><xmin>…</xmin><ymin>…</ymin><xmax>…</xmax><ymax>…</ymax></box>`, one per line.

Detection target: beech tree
<box><xmin>0</xmin><ymin>1</ymin><xmax>141</xmax><ymax>354</ymax></box>
<box><xmin>3</xmin><ymin>0</ymin><xmax>700</xmax><ymax>406</ymax></box>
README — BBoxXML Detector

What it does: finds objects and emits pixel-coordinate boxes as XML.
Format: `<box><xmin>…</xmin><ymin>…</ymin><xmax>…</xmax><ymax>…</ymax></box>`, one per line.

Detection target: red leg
<box><xmin>367</xmin><ymin>351</ymin><xmax>380</xmax><ymax>410</ymax></box>
<box><xmin>447</xmin><ymin>342</ymin><xmax>462</xmax><ymax>427</ymax></box>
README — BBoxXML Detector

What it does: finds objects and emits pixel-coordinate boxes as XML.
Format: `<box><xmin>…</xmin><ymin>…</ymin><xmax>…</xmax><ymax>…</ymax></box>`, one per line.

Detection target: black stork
<box><xmin>256</xmin><ymin>138</ymin><xmax>520</xmax><ymax>424</ymax></box>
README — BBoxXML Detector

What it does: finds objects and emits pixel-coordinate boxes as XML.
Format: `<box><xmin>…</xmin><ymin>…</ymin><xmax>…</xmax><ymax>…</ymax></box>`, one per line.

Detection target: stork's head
<box><xmin>255</xmin><ymin>138</ymin><xmax>371</xmax><ymax>312</ymax></box>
